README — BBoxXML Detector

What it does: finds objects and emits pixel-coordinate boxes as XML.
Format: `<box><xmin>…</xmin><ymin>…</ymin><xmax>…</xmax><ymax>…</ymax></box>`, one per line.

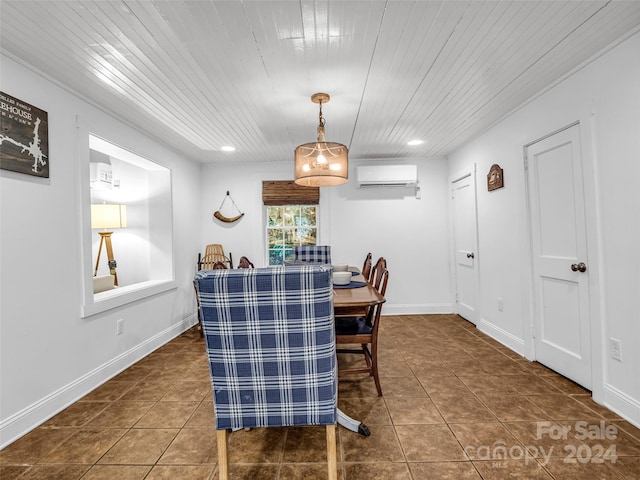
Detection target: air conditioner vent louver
<box><xmin>357</xmin><ymin>164</ymin><xmax>417</xmax><ymax>187</ymax></box>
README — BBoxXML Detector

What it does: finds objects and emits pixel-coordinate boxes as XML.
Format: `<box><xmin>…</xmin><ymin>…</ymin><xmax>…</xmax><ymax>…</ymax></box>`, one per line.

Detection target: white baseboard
<box><xmin>382</xmin><ymin>303</ymin><xmax>453</xmax><ymax>315</ymax></box>
<box><xmin>477</xmin><ymin>317</ymin><xmax>526</xmax><ymax>356</ymax></box>
<box><xmin>602</xmin><ymin>384</ymin><xmax>640</xmax><ymax>429</ymax></box>
<box><xmin>0</xmin><ymin>315</ymin><xmax>198</xmax><ymax>449</ymax></box>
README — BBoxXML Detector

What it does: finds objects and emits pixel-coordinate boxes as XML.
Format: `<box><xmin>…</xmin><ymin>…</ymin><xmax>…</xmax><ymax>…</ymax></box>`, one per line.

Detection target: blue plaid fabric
<box><xmin>293</xmin><ymin>245</ymin><xmax>332</xmax><ymax>264</ymax></box>
<box><xmin>194</xmin><ymin>265</ymin><xmax>337</xmax><ymax>430</ymax></box>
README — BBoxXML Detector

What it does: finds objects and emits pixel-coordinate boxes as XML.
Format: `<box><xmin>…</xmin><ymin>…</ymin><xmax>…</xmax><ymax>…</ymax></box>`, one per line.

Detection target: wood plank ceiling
<box><xmin>2</xmin><ymin>1</ymin><xmax>639</xmax><ymax>164</ymax></box>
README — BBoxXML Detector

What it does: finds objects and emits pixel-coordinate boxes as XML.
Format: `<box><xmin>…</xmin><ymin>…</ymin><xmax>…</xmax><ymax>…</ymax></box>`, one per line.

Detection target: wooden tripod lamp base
<box><xmin>94</xmin><ymin>231</ymin><xmax>119</xmax><ymax>286</ymax></box>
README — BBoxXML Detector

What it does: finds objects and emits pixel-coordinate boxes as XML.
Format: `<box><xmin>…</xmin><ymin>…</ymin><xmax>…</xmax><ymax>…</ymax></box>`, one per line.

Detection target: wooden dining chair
<box><xmin>198</xmin><ymin>243</ymin><xmax>233</xmax><ymax>269</ymax></box>
<box><xmin>237</xmin><ymin>256</ymin><xmax>254</xmax><ymax>268</ymax></box>
<box><xmin>361</xmin><ymin>252</ymin><xmax>373</xmax><ymax>283</ymax></box>
<box><xmin>335</xmin><ymin>257</ymin><xmax>388</xmax><ymax>396</ymax></box>
<box><xmin>194</xmin><ymin>266</ymin><xmax>338</xmax><ymax>480</ymax></box>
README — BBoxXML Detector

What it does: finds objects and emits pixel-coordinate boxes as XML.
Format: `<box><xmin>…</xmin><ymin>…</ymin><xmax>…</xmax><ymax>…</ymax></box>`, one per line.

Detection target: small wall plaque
<box><xmin>487</xmin><ymin>164</ymin><xmax>504</xmax><ymax>191</ymax></box>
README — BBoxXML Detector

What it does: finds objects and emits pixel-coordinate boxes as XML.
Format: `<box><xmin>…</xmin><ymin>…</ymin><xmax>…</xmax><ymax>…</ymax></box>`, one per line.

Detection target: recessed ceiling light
<box><xmin>407</xmin><ymin>139</ymin><xmax>424</xmax><ymax>146</ymax></box>
<box><xmin>221</xmin><ymin>145</ymin><xmax>236</xmax><ymax>152</ymax></box>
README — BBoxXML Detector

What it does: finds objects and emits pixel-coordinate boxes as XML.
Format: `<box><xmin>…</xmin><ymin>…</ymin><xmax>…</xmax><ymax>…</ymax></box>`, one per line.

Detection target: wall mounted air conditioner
<box><xmin>357</xmin><ymin>164</ymin><xmax>417</xmax><ymax>187</ymax></box>
<box><xmin>90</xmin><ymin>162</ymin><xmax>113</xmax><ymax>190</ymax></box>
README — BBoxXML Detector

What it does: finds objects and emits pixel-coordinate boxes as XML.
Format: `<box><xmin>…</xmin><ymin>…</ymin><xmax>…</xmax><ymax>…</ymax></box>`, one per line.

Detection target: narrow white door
<box><xmin>452</xmin><ymin>172</ymin><xmax>478</xmax><ymax>324</ymax></box>
<box><xmin>526</xmin><ymin>124</ymin><xmax>591</xmax><ymax>389</ymax></box>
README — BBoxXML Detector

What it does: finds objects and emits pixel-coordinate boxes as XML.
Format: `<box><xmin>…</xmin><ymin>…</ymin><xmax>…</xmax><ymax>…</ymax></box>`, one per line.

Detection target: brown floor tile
<box><xmin>42</xmin><ymin>401</ymin><xmax>110</xmax><ymax>428</ymax></box>
<box><xmin>84</xmin><ymin>401</ymin><xmax>155</xmax><ymax>428</ymax></box>
<box><xmin>80</xmin><ymin>465</ymin><xmax>152</xmax><ymax>480</ymax></box>
<box><xmin>405</xmin><ymin>359</ymin><xmax>451</xmax><ymax>378</ymax></box>
<box><xmin>111</xmin><ymin>364</ymin><xmax>153</xmax><ymax>382</ymax></box>
<box><xmin>409</xmin><ymin>461</ymin><xmax>482</xmax><ymax>479</ymax></box>
<box><xmin>344</xmin><ymin>462</ymin><xmax>412</xmax><ymax>479</ymax></box>
<box><xmin>499</xmin><ymin>375</ymin><xmax>563</xmax><ymax>395</ymax></box>
<box><xmin>145</xmin><ymin>465</ymin><xmax>214</xmax><ymax>480</ymax></box>
<box><xmin>278</xmin><ymin>463</ymin><xmax>337</xmax><ymax>480</ymax></box>
<box><xmin>338</xmin><ymin>396</ymin><xmax>392</xmax><ymax>425</ymax></box>
<box><xmin>605</xmin><ymin>429</ymin><xmax>640</xmax><ymax>456</ymax></box>
<box><xmin>10</xmin><ymin>464</ymin><xmax>89</xmax><ymax>480</ymax></box>
<box><xmin>40</xmin><ymin>429</ymin><xmax>127</xmax><ymax>464</ymax></box>
<box><xmin>341</xmin><ymin>425</ymin><xmax>404</xmax><ymax>463</ymax></box>
<box><xmin>0</xmin><ymin>427</ymin><xmax>76</xmax><ymax>464</ymax></box>
<box><xmin>574</xmin><ymin>396</ymin><xmax>623</xmax><ymax>420</ymax></box>
<box><xmin>227</xmin><ymin>427</ymin><xmax>286</xmax><ymax>464</ymax></box>
<box><xmin>525</xmin><ymin>394</ymin><xmax>604</xmax><ymax>420</ymax></box>
<box><xmin>338</xmin><ymin>376</ymin><xmax>380</xmax><ymax>398</ymax></box>
<box><xmin>184</xmin><ymin>401</ymin><xmax>216</xmax><ymax>427</ymax></box>
<box><xmin>134</xmin><ymin>401</ymin><xmax>199</xmax><ymax>428</ymax></box>
<box><xmin>98</xmin><ymin>428</ymin><xmax>178</xmax><ymax>465</ymax></box>
<box><xmin>79</xmin><ymin>380</ymin><xmax>137</xmax><ymax>402</ymax></box>
<box><xmin>0</xmin><ymin>465</ymin><xmax>31</xmax><ymax>480</ymax></box>
<box><xmin>539</xmin><ymin>374</ymin><xmax>591</xmax><ymax>395</ymax></box>
<box><xmin>613</xmin><ymin>419</ymin><xmax>640</xmax><ymax>441</ymax></box>
<box><xmin>158</xmin><ymin>427</ymin><xmax>218</xmax><ymax>464</ymax></box>
<box><xmin>377</xmin><ymin>358</ymin><xmax>414</xmax><ymax>377</ymax></box>
<box><xmin>395</xmin><ymin>424</ymin><xmax>467</xmax><ymax>462</ymax></box>
<box><xmin>430</xmin><ymin>394</ymin><xmax>497</xmax><ymax>423</ymax></box>
<box><xmin>480</xmin><ymin>394</ymin><xmax>548</xmax><ymax>422</ymax></box>
<box><xmin>160</xmin><ymin>380</ymin><xmax>211</xmax><ymax>401</ymax></box>
<box><xmin>377</xmin><ymin>375</ymin><xmax>427</xmax><ymax>397</ymax></box>
<box><xmin>457</xmin><ymin>375</ymin><xmax>521</xmax><ymax>396</ymax></box>
<box><xmin>3</xmin><ymin>317</ymin><xmax>632</xmax><ymax>480</ymax></box>
<box><xmin>385</xmin><ymin>396</ymin><xmax>445</xmax><ymax>424</ymax></box>
<box><xmin>221</xmin><ymin>464</ymin><xmax>278</xmax><ymax>479</ymax></box>
<box><xmin>609</xmin><ymin>455</ymin><xmax>640</xmax><ymax>480</ymax></box>
<box><xmin>449</xmin><ymin>422</ymin><xmax>522</xmax><ymax>460</ymax></box>
<box><xmin>282</xmin><ymin>426</ymin><xmax>339</xmax><ymax>463</ymax></box>
<box><xmin>120</xmin><ymin>381</ymin><xmax>175</xmax><ymax>402</ymax></box>
<box><xmin>542</xmin><ymin>456</ymin><xmax>625</xmax><ymax>479</ymax></box>
<box><xmin>418</xmin><ymin>375</ymin><xmax>471</xmax><ymax>397</ymax></box>
<box><xmin>478</xmin><ymin>358</ymin><xmax>529</xmax><ymax>376</ymax></box>
<box><xmin>473</xmin><ymin>459</ymin><xmax>554</xmax><ymax>479</ymax></box>
<box><xmin>502</xmin><ymin>420</ymin><xmax>593</xmax><ymax>460</ymax></box>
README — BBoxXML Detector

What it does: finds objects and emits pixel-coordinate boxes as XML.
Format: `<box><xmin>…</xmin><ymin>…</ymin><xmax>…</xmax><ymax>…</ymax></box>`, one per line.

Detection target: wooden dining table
<box><xmin>331</xmin><ymin>270</ymin><xmax>385</xmax><ymax>437</ymax></box>
<box><xmin>333</xmin><ymin>272</ymin><xmax>385</xmax><ymax>315</ymax></box>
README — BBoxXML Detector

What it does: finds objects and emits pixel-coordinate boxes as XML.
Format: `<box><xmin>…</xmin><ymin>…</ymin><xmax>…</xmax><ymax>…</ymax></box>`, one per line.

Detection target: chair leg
<box><xmin>326</xmin><ymin>424</ymin><xmax>338</xmax><ymax>480</ymax></box>
<box><xmin>371</xmin><ymin>341</ymin><xmax>382</xmax><ymax>397</ymax></box>
<box><xmin>217</xmin><ymin>429</ymin><xmax>229</xmax><ymax>480</ymax></box>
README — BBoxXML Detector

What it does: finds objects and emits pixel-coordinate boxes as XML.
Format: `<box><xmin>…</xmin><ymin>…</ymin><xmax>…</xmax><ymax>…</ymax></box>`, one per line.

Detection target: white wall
<box><xmin>199</xmin><ymin>158</ymin><xmax>452</xmax><ymax>314</ymax></box>
<box><xmin>448</xmin><ymin>31</ymin><xmax>640</xmax><ymax>427</ymax></box>
<box><xmin>0</xmin><ymin>55</ymin><xmax>202</xmax><ymax>447</ymax></box>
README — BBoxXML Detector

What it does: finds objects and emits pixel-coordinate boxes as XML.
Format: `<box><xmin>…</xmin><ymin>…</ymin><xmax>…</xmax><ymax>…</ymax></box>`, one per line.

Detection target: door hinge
<box><xmin>531</xmin><ymin>325</ymin><xmax>536</xmax><ymax>338</ymax></box>
<box><xmin>524</xmin><ymin>156</ymin><xmax>529</xmax><ymax>170</ymax></box>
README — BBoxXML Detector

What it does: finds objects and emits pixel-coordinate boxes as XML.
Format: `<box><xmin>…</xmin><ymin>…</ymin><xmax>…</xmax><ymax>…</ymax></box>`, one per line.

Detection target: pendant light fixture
<box><xmin>294</xmin><ymin>93</ymin><xmax>348</xmax><ymax>187</ymax></box>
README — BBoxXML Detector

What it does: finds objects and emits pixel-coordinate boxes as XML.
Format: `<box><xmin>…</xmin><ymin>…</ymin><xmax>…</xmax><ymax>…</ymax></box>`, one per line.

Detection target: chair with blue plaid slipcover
<box><xmin>293</xmin><ymin>245</ymin><xmax>332</xmax><ymax>264</ymax></box>
<box><xmin>194</xmin><ymin>265</ymin><xmax>338</xmax><ymax>480</ymax></box>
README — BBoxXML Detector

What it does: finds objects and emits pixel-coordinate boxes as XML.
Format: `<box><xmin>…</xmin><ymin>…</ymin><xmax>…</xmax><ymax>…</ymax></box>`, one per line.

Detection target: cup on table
<box><xmin>333</xmin><ymin>263</ymin><xmax>349</xmax><ymax>272</ymax></box>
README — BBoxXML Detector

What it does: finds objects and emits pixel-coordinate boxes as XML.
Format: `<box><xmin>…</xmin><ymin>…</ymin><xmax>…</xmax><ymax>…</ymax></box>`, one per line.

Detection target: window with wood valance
<box><xmin>262</xmin><ymin>180</ymin><xmax>320</xmax><ymax>205</ymax></box>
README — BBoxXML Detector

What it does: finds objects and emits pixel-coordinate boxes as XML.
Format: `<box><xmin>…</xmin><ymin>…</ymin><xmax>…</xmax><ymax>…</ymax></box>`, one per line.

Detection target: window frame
<box><xmin>265</xmin><ymin>204</ymin><xmax>318</xmax><ymax>265</ymax></box>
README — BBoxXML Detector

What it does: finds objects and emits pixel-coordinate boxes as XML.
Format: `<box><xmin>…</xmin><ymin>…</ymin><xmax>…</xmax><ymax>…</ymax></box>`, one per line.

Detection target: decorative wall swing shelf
<box><xmin>213</xmin><ymin>191</ymin><xmax>244</xmax><ymax>223</ymax></box>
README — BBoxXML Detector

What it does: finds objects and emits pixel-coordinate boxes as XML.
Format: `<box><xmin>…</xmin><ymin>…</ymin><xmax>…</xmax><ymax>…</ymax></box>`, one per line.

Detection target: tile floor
<box><xmin>2</xmin><ymin>314</ymin><xmax>639</xmax><ymax>479</ymax></box>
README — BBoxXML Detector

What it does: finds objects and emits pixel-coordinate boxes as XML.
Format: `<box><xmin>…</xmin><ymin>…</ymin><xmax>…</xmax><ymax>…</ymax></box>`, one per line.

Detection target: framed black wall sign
<box><xmin>0</xmin><ymin>91</ymin><xmax>49</xmax><ymax>178</ymax></box>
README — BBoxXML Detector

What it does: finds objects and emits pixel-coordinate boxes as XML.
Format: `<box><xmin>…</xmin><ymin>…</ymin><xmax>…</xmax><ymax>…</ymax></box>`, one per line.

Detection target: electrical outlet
<box><xmin>610</xmin><ymin>338</ymin><xmax>622</xmax><ymax>362</ymax></box>
<box><xmin>116</xmin><ymin>319</ymin><xmax>124</xmax><ymax>336</ymax></box>
<box><xmin>497</xmin><ymin>297</ymin><xmax>504</xmax><ymax>312</ymax></box>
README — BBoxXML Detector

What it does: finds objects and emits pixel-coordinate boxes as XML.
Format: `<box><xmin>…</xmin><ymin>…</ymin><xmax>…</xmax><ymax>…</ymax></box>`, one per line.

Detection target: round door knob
<box><xmin>571</xmin><ymin>262</ymin><xmax>587</xmax><ymax>272</ymax></box>
<box><xmin>467</xmin><ymin>253</ymin><xmax>475</xmax><ymax>259</ymax></box>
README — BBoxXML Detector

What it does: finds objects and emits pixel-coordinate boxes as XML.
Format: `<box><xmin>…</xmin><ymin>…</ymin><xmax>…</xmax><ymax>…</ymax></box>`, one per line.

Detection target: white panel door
<box><xmin>452</xmin><ymin>172</ymin><xmax>478</xmax><ymax>324</ymax></box>
<box><xmin>526</xmin><ymin>124</ymin><xmax>591</xmax><ymax>389</ymax></box>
